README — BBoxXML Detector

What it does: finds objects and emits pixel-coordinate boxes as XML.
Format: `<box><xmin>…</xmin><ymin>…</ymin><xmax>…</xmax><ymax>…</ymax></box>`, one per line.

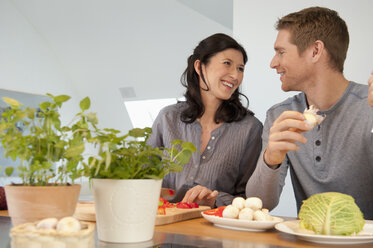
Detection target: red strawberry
<box><xmin>190</xmin><ymin>202</ymin><xmax>199</xmax><ymax>208</ymax></box>
<box><xmin>176</xmin><ymin>202</ymin><xmax>192</xmax><ymax>209</ymax></box>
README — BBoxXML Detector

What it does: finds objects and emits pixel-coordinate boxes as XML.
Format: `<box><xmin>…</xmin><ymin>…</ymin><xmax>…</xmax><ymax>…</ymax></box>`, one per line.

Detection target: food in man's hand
<box><xmin>303</xmin><ymin>105</ymin><xmax>326</xmax><ymax>128</ymax></box>
<box><xmin>299</xmin><ymin>192</ymin><xmax>365</xmax><ymax>235</ymax></box>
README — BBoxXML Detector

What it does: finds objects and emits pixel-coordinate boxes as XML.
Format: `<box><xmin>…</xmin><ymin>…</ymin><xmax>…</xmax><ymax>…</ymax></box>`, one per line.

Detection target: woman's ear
<box><xmin>194</xmin><ymin>60</ymin><xmax>201</xmax><ymax>76</ymax></box>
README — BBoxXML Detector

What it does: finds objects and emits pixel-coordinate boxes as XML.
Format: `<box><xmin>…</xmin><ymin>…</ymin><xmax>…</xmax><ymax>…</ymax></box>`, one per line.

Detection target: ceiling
<box><xmin>177</xmin><ymin>0</ymin><xmax>232</xmax><ymax>29</ymax></box>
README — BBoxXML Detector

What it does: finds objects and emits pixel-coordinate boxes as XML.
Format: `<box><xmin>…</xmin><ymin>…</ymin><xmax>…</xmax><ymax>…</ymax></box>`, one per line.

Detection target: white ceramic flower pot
<box><xmin>92</xmin><ymin>178</ymin><xmax>162</xmax><ymax>243</ymax></box>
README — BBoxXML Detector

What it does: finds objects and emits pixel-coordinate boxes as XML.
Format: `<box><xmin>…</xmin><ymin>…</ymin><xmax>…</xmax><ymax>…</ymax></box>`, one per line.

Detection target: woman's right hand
<box><xmin>182</xmin><ymin>185</ymin><xmax>218</xmax><ymax>208</ymax></box>
<box><xmin>264</xmin><ymin>110</ymin><xmax>311</xmax><ymax>167</ymax></box>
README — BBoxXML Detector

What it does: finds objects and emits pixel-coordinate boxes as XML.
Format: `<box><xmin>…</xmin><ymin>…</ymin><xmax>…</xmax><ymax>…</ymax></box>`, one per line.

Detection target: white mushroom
<box><xmin>56</xmin><ymin>217</ymin><xmax>81</xmax><ymax>232</ymax></box>
<box><xmin>36</xmin><ymin>218</ymin><xmax>58</xmax><ymax>230</ymax></box>
<box><xmin>303</xmin><ymin>105</ymin><xmax>325</xmax><ymax>129</ymax></box>
<box><xmin>261</xmin><ymin>208</ymin><xmax>269</xmax><ymax>214</ymax></box>
<box><xmin>232</xmin><ymin>197</ymin><xmax>246</xmax><ymax>210</ymax></box>
<box><xmin>238</xmin><ymin>207</ymin><xmax>254</xmax><ymax>220</ymax></box>
<box><xmin>24</xmin><ymin>224</ymin><xmax>37</xmax><ymax>231</ymax></box>
<box><xmin>222</xmin><ymin>205</ymin><xmax>239</xmax><ymax>219</ymax></box>
<box><xmin>253</xmin><ymin>210</ymin><xmax>271</xmax><ymax>221</ymax></box>
<box><xmin>245</xmin><ymin>197</ymin><xmax>263</xmax><ymax>211</ymax></box>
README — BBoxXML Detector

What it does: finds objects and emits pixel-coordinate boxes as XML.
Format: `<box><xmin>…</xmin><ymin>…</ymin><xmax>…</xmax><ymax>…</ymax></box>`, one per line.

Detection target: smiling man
<box><xmin>245</xmin><ymin>6</ymin><xmax>373</xmax><ymax>220</ymax></box>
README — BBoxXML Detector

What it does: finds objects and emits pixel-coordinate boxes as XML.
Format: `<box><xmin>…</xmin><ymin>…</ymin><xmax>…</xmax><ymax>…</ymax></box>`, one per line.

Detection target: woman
<box><xmin>148</xmin><ymin>33</ymin><xmax>262</xmax><ymax>207</ymax></box>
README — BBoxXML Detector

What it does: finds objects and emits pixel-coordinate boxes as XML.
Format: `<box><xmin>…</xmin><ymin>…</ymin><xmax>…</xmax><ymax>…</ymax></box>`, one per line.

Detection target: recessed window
<box><xmin>124</xmin><ymin>98</ymin><xmax>183</xmax><ymax>128</ymax></box>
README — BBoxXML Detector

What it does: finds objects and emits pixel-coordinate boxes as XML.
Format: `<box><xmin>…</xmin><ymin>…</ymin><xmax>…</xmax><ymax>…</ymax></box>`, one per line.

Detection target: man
<box><xmin>246</xmin><ymin>6</ymin><xmax>373</xmax><ymax>219</ymax></box>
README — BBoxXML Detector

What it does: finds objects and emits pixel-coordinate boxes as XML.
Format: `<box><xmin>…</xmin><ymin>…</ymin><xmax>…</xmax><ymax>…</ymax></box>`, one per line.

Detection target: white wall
<box><xmin>0</xmin><ymin>0</ymin><xmax>232</xmax><ymax>134</ymax></box>
<box><xmin>234</xmin><ymin>0</ymin><xmax>373</xmax><ymax>217</ymax></box>
<box><xmin>0</xmin><ymin>0</ymin><xmax>232</xmax><ymax>192</ymax></box>
<box><xmin>0</xmin><ymin>0</ymin><xmax>81</xmax><ymax>122</ymax></box>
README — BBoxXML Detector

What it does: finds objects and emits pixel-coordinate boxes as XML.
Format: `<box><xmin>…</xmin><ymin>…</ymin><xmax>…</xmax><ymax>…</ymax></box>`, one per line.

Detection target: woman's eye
<box><xmin>223</xmin><ymin>61</ymin><xmax>231</xmax><ymax>65</ymax></box>
<box><xmin>238</xmin><ymin>67</ymin><xmax>244</xmax><ymax>72</ymax></box>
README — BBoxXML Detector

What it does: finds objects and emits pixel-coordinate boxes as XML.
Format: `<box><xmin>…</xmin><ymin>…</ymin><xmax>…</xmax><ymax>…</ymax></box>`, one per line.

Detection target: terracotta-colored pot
<box><xmin>5</xmin><ymin>184</ymin><xmax>81</xmax><ymax>226</ymax></box>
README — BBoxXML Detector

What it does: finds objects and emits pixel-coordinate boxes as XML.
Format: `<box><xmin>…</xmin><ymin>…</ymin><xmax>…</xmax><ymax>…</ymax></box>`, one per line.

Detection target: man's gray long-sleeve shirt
<box><xmin>148</xmin><ymin>102</ymin><xmax>263</xmax><ymax>207</ymax></box>
<box><xmin>246</xmin><ymin>82</ymin><xmax>373</xmax><ymax>220</ymax></box>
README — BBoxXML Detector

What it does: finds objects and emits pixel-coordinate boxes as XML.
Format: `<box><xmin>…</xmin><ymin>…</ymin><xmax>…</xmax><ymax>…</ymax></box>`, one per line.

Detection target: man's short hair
<box><xmin>276</xmin><ymin>6</ymin><xmax>349</xmax><ymax>73</ymax></box>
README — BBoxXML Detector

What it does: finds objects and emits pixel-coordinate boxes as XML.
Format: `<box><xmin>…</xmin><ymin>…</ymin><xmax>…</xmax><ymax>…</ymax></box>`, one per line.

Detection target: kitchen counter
<box><xmin>1</xmin><ymin>210</ymin><xmax>372</xmax><ymax>248</ymax></box>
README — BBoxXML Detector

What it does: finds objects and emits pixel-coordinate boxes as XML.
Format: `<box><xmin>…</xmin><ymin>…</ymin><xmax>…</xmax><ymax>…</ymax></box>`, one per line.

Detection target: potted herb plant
<box><xmin>0</xmin><ymin>94</ymin><xmax>96</xmax><ymax>226</ymax></box>
<box><xmin>81</xmin><ymin>127</ymin><xmax>196</xmax><ymax>243</ymax></box>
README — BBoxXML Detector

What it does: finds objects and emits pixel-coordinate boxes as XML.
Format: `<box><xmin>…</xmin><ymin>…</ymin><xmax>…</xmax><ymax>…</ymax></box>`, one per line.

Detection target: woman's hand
<box><xmin>182</xmin><ymin>185</ymin><xmax>218</xmax><ymax>208</ymax></box>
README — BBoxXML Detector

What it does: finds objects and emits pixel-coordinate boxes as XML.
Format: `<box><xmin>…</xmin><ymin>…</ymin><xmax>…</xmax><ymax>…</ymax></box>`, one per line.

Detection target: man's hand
<box><xmin>368</xmin><ymin>71</ymin><xmax>373</xmax><ymax>107</ymax></box>
<box><xmin>182</xmin><ymin>185</ymin><xmax>218</xmax><ymax>208</ymax></box>
<box><xmin>264</xmin><ymin>111</ymin><xmax>311</xmax><ymax>167</ymax></box>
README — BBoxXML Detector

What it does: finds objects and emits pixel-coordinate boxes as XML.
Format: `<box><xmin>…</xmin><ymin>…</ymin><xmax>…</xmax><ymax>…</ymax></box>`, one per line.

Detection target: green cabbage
<box><xmin>298</xmin><ymin>192</ymin><xmax>365</xmax><ymax>235</ymax></box>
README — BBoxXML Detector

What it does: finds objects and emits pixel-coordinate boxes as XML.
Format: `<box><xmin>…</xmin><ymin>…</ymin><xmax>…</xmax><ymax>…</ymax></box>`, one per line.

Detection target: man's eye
<box><xmin>224</xmin><ymin>61</ymin><xmax>231</xmax><ymax>65</ymax></box>
<box><xmin>238</xmin><ymin>67</ymin><xmax>244</xmax><ymax>72</ymax></box>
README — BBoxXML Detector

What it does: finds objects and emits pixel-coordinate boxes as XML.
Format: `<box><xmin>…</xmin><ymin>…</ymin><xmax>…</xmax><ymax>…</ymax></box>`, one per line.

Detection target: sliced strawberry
<box><xmin>176</xmin><ymin>202</ymin><xmax>192</xmax><ymax>209</ymax></box>
<box><xmin>190</xmin><ymin>202</ymin><xmax>199</xmax><ymax>208</ymax></box>
<box><xmin>164</xmin><ymin>202</ymin><xmax>175</xmax><ymax>208</ymax></box>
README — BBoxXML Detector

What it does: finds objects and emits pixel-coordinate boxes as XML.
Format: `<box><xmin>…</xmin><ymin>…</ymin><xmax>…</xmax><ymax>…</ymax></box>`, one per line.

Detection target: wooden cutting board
<box><xmin>155</xmin><ymin>205</ymin><xmax>210</xmax><ymax>225</ymax></box>
<box><xmin>73</xmin><ymin>201</ymin><xmax>210</xmax><ymax>226</ymax></box>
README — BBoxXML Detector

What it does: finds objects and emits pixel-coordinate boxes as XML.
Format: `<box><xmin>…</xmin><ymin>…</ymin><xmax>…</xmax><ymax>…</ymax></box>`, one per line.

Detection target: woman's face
<box><xmin>197</xmin><ymin>48</ymin><xmax>245</xmax><ymax>102</ymax></box>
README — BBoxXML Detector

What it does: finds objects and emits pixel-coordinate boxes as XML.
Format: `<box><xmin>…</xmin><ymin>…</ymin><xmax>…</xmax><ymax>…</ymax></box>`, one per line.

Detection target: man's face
<box><xmin>270</xmin><ymin>29</ymin><xmax>312</xmax><ymax>92</ymax></box>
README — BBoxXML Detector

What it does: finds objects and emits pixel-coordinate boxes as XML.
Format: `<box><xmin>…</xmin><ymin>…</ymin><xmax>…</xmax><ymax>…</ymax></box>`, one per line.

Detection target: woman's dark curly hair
<box><xmin>180</xmin><ymin>33</ymin><xmax>254</xmax><ymax>124</ymax></box>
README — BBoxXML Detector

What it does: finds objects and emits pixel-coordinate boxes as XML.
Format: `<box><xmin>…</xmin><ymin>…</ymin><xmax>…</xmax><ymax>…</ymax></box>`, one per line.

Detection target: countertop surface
<box><xmin>1</xmin><ymin>211</ymin><xmax>373</xmax><ymax>248</ymax></box>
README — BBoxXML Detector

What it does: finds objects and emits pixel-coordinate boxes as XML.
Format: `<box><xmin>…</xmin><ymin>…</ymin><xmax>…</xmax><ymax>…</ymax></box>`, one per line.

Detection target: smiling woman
<box><xmin>147</xmin><ymin>33</ymin><xmax>263</xmax><ymax>209</ymax></box>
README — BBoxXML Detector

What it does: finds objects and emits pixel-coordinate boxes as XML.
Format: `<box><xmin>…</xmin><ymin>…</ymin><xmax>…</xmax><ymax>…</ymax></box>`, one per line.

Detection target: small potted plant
<box><xmin>81</xmin><ymin>127</ymin><xmax>196</xmax><ymax>243</ymax></box>
<box><xmin>0</xmin><ymin>94</ymin><xmax>96</xmax><ymax>226</ymax></box>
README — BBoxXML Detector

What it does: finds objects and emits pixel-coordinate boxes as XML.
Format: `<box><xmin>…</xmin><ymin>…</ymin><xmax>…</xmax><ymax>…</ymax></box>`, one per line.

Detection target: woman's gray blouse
<box><xmin>147</xmin><ymin>102</ymin><xmax>263</xmax><ymax>206</ymax></box>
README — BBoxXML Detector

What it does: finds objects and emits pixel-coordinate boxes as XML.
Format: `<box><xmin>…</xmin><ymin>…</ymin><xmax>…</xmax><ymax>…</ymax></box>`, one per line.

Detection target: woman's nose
<box><xmin>229</xmin><ymin>67</ymin><xmax>239</xmax><ymax>79</ymax></box>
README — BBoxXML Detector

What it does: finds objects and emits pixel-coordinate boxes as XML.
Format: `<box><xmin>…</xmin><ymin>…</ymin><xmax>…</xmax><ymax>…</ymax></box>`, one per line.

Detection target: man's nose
<box><xmin>270</xmin><ymin>55</ymin><xmax>278</xmax><ymax>69</ymax></box>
